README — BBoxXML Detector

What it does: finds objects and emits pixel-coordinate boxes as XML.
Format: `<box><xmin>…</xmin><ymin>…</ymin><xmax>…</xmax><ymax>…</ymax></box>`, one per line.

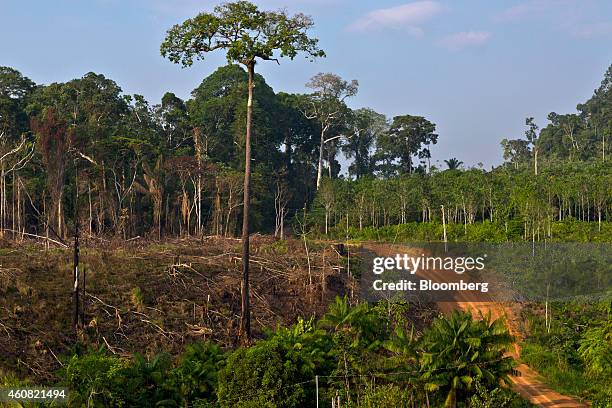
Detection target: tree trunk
<box><xmin>193</xmin><ymin>127</ymin><xmax>203</xmax><ymax>235</ymax></box>
<box><xmin>0</xmin><ymin>163</ymin><xmax>4</xmax><ymax>238</ymax></box>
<box><xmin>316</xmin><ymin>127</ymin><xmax>325</xmax><ymax>189</ymax></box>
<box><xmin>73</xmin><ymin>166</ymin><xmax>81</xmax><ymax>333</ymax></box>
<box><xmin>240</xmin><ymin>61</ymin><xmax>255</xmax><ymax>341</ymax></box>
<box><xmin>598</xmin><ymin>208</ymin><xmax>602</xmax><ymax>232</ymax></box>
<box><xmin>280</xmin><ymin>207</ymin><xmax>284</xmax><ymax>240</ymax></box>
<box><xmin>325</xmin><ymin>209</ymin><xmax>329</xmax><ymax>235</ymax></box>
<box><xmin>441</xmin><ymin>205</ymin><xmax>448</xmax><ymax>252</ymax></box>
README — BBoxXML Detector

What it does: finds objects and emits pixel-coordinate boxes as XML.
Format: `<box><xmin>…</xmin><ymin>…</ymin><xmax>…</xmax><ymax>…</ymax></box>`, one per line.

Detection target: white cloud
<box><xmin>438</xmin><ymin>31</ymin><xmax>491</xmax><ymax>51</ymax></box>
<box><xmin>348</xmin><ymin>1</ymin><xmax>445</xmax><ymax>33</ymax></box>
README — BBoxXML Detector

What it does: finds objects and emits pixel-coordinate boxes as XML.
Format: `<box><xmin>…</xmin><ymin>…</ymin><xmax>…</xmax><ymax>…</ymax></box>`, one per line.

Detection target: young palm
<box><xmin>384</xmin><ymin>325</ymin><xmax>419</xmax><ymax>385</ymax></box>
<box><xmin>418</xmin><ymin>310</ymin><xmax>517</xmax><ymax>408</ymax></box>
<box><xmin>318</xmin><ymin>296</ymin><xmax>381</xmax><ymax>344</ymax></box>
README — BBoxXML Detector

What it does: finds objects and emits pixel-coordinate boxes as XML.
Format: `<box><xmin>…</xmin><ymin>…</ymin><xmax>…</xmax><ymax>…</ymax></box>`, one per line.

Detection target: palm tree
<box><xmin>318</xmin><ymin>296</ymin><xmax>384</xmax><ymax>404</ymax></box>
<box><xmin>418</xmin><ymin>310</ymin><xmax>517</xmax><ymax>408</ymax></box>
<box><xmin>318</xmin><ymin>296</ymin><xmax>380</xmax><ymax>342</ymax></box>
<box><xmin>444</xmin><ymin>158</ymin><xmax>463</xmax><ymax>170</ymax></box>
<box><xmin>384</xmin><ymin>324</ymin><xmax>418</xmax><ymax>376</ymax></box>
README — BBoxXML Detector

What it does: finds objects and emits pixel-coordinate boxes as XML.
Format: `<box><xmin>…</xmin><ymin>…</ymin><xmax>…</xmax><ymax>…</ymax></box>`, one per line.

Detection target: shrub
<box><xmin>359</xmin><ymin>384</ymin><xmax>414</xmax><ymax>407</ymax></box>
<box><xmin>578</xmin><ymin>321</ymin><xmax>612</xmax><ymax>378</ymax></box>
<box><xmin>217</xmin><ymin>337</ymin><xmax>316</xmax><ymax>408</ymax></box>
<box><xmin>170</xmin><ymin>342</ymin><xmax>225</xmax><ymax>406</ymax></box>
<box><xmin>468</xmin><ymin>382</ymin><xmax>534</xmax><ymax>408</ymax></box>
<box><xmin>122</xmin><ymin>353</ymin><xmax>176</xmax><ymax>407</ymax></box>
<box><xmin>61</xmin><ymin>350</ymin><xmax>129</xmax><ymax>407</ymax></box>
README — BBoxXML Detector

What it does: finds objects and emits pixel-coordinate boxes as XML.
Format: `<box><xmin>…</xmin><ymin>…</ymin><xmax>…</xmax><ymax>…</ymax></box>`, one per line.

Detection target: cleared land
<box><xmin>0</xmin><ymin>236</ymin><xmax>355</xmax><ymax>382</ymax></box>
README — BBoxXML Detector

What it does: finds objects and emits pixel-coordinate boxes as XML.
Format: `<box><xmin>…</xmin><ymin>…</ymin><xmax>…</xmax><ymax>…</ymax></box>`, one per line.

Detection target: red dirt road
<box><xmin>363</xmin><ymin>243</ymin><xmax>589</xmax><ymax>408</ymax></box>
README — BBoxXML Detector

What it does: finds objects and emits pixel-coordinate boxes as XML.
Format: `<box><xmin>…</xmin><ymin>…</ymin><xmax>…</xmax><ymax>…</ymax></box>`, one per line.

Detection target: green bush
<box><xmin>122</xmin><ymin>353</ymin><xmax>176</xmax><ymax>407</ymax></box>
<box><xmin>359</xmin><ymin>384</ymin><xmax>414</xmax><ymax>407</ymax></box>
<box><xmin>520</xmin><ymin>302</ymin><xmax>611</xmax><ymax>404</ymax></box>
<box><xmin>169</xmin><ymin>342</ymin><xmax>225</xmax><ymax>406</ymax></box>
<box><xmin>61</xmin><ymin>350</ymin><xmax>130</xmax><ymax>407</ymax></box>
<box><xmin>578</xmin><ymin>321</ymin><xmax>612</xmax><ymax>378</ymax></box>
<box><xmin>60</xmin><ymin>350</ymin><xmax>178</xmax><ymax>407</ymax></box>
<box><xmin>217</xmin><ymin>338</ymin><xmax>315</xmax><ymax>408</ymax></box>
<box><xmin>47</xmin><ymin>300</ymin><xmax>535</xmax><ymax>407</ymax></box>
<box><xmin>468</xmin><ymin>382</ymin><xmax>534</xmax><ymax>408</ymax></box>
<box><xmin>418</xmin><ymin>310</ymin><xmax>517</xmax><ymax>406</ymax></box>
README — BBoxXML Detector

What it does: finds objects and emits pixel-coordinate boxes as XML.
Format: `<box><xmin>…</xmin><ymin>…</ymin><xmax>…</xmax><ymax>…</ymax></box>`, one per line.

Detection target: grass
<box><xmin>520</xmin><ymin>343</ymin><xmax>594</xmax><ymax>401</ymax></box>
<box><xmin>518</xmin><ymin>302</ymin><xmax>612</xmax><ymax>406</ymax></box>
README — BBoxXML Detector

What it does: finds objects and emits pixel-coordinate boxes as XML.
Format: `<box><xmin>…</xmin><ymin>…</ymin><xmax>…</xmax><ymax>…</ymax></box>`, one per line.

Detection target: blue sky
<box><xmin>1</xmin><ymin>0</ymin><xmax>611</xmax><ymax>168</ymax></box>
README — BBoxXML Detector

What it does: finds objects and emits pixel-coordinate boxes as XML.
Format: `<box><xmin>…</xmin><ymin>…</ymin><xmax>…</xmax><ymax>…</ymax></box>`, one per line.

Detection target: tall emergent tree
<box><xmin>160</xmin><ymin>0</ymin><xmax>324</xmax><ymax>340</ymax></box>
<box><xmin>303</xmin><ymin>73</ymin><xmax>358</xmax><ymax>188</ymax></box>
<box><xmin>376</xmin><ymin>115</ymin><xmax>438</xmax><ymax>176</ymax></box>
<box><xmin>342</xmin><ymin>108</ymin><xmax>387</xmax><ymax>179</ymax></box>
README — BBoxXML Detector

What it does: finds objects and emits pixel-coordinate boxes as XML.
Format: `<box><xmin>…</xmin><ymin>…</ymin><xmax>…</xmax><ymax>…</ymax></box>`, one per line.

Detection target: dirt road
<box><xmin>363</xmin><ymin>243</ymin><xmax>589</xmax><ymax>408</ymax></box>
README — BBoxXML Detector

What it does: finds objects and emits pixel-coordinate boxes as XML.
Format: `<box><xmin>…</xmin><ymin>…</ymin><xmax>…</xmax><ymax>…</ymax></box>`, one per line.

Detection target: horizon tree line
<box><xmin>0</xmin><ymin>50</ymin><xmax>610</xmax><ymax>244</ymax></box>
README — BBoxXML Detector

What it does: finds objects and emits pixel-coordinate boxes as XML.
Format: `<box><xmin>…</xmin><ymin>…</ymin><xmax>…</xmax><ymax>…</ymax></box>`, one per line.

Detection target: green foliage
<box><xmin>578</xmin><ymin>320</ymin><xmax>612</xmax><ymax>378</ymax></box>
<box><xmin>160</xmin><ymin>1</ymin><xmax>324</xmax><ymax>67</ymax></box>
<box><xmin>259</xmin><ymin>239</ymin><xmax>289</xmax><ymax>255</ymax></box>
<box><xmin>358</xmin><ymin>384</ymin><xmax>414</xmax><ymax>407</ymax></box>
<box><xmin>520</xmin><ymin>302</ymin><xmax>611</xmax><ymax>405</ymax></box>
<box><xmin>418</xmin><ymin>310</ymin><xmax>516</xmax><ymax>407</ymax></box>
<box><xmin>60</xmin><ymin>346</ymin><xmax>224</xmax><ymax>407</ymax></box>
<box><xmin>0</xmin><ymin>370</ymin><xmax>30</xmax><ymax>407</ymax></box>
<box><xmin>342</xmin><ymin>108</ymin><xmax>387</xmax><ymax>179</ymax></box>
<box><xmin>61</xmin><ymin>349</ymin><xmax>130</xmax><ymax>407</ymax></box>
<box><xmin>131</xmin><ymin>287</ymin><xmax>144</xmax><ymax>310</ymax></box>
<box><xmin>0</xmin><ymin>369</ymin><xmax>29</xmax><ymax>388</ymax></box>
<box><xmin>376</xmin><ymin>114</ymin><xmax>438</xmax><ymax>176</ymax></box>
<box><xmin>217</xmin><ymin>338</ymin><xmax>313</xmax><ymax>407</ymax></box>
<box><xmin>1</xmin><ymin>61</ymin><xmax>610</xmax><ymax>242</ymax></box>
<box><xmin>187</xmin><ymin>64</ymin><xmax>281</xmax><ymax>168</ymax></box>
<box><xmin>468</xmin><ymin>382</ymin><xmax>535</xmax><ymax>408</ymax></box>
<box><xmin>45</xmin><ymin>299</ymin><xmax>528</xmax><ymax>407</ymax></box>
<box><xmin>521</xmin><ymin>342</ymin><xmax>594</xmax><ymax>402</ymax></box>
<box><xmin>307</xmin><ymin>162</ymin><xmax>612</xmax><ymax>244</ymax></box>
<box><xmin>122</xmin><ymin>353</ymin><xmax>177</xmax><ymax>407</ymax></box>
<box><xmin>169</xmin><ymin>342</ymin><xmax>226</xmax><ymax>406</ymax></box>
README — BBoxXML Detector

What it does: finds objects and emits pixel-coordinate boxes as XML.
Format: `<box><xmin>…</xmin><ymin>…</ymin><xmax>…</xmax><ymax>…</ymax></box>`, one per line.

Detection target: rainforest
<box><xmin>0</xmin><ymin>1</ymin><xmax>611</xmax><ymax>407</ymax></box>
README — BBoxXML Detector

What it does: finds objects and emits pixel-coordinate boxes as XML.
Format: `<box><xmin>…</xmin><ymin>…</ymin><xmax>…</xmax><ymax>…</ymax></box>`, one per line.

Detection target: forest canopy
<box><xmin>0</xmin><ymin>62</ymin><xmax>610</xmax><ymax>242</ymax></box>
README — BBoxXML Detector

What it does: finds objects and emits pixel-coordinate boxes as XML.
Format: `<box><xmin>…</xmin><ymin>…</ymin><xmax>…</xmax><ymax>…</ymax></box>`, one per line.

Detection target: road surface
<box><xmin>363</xmin><ymin>243</ymin><xmax>589</xmax><ymax>408</ymax></box>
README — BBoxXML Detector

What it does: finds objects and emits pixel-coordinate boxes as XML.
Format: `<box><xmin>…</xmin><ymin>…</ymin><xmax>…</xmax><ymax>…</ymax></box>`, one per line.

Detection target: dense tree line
<box><xmin>0</xmin><ymin>63</ymin><xmax>437</xmax><ymax>242</ymax></box>
<box><xmin>1</xmin><ymin>60</ymin><xmax>610</xmax><ymax>242</ymax></box>
<box><xmin>307</xmin><ymin>64</ymin><xmax>612</xmax><ymax>240</ymax></box>
<box><xmin>0</xmin><ymin>65</ymin><xmax>323</xmax><ymax>241</ymax></box>
<box><xmin>501</xmin><ymin>65</ymin><xmax>612</xmax><ymax>170</ymax></box>
<box><xmin>311</xmin><ymin>163</ymin><xmax>611</xmax><ymax>241</ymax></box>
